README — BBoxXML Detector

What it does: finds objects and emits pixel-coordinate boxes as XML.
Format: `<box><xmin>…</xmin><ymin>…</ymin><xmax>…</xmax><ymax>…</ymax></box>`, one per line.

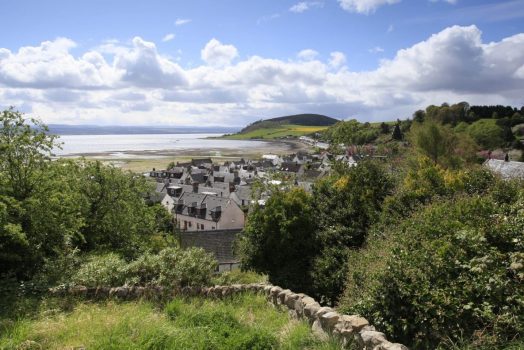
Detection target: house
<box><xmin>484</xmin><ymin>159</ymin><xmax>524</xmax><ymax>180</ymax></box>
<box><xmin>302</xmin><ymin>169</ymin><xmax>324</xmax><ymax>180</ymax></box>
<box><xmin>147</xmin><ymin>191</ymin><xmax>175</xmax><ymax>212</ymax></box>
<box><xmin>212</xmin><ymin>171</ymin><xmax>237</xmax><ymax>184</ymax></box>
<box><xmin>230</xmin><ymin>186</ymin><xmax>252</xmax><ymax>207</ymax></box>
<box><xmin>173</xmin><ymin>192</ymin><xmax>245</xmax><ymax>232</ymax></box>
<box><xmin>262</xmin><ymin>154</ymin><xmax>283</xmax><ymax>166</ymax></box>
<box><xmin>279</xmin><ymin>162</ymin><xmax>304</xmax><ymax>176</ymax></box>
<box><xmin>192</xmin><ymin>158</ymin><xmax>213</xmax><ymax>168</ymax></box>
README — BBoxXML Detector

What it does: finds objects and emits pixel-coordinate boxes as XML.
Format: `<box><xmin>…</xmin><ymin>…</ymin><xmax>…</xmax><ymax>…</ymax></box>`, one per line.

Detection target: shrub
<box><xmin>342</xmin><ymin>193</ymin><xmax>524</xmax><ymax>349</ymax></box>
<box><xmin>70</xmin><ymin>247</ymin><xmax>217</xmax><ymax>288</ymax></box>
<box><xmin>71</xmin><ymin>253</ymin><xmax>128</xmax><ymax>287</ymax></box>
<box><xmin>155</xmin><ymin>247</ymin><xmax>217</xmax><ymax>288</ymax></box>
<box><xmin>467</xmin><ymin>119</ymin><xmax>504</xmax><ymax>150</ymax></box>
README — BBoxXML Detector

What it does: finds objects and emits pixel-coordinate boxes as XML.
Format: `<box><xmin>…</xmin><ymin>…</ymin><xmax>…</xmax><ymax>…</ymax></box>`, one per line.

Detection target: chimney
<box><xmin>192</xmin><ymin>182</ymin><xmax>199</xmax><ymax>193</ymax></box>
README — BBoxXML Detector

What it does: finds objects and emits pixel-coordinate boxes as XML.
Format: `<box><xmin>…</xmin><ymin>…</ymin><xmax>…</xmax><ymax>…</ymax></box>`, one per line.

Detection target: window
<box><xmin>201</xmin><ymin>224</ymin><xmax>205</xmax><ymax>230</ymax></box>
<box><xmin>188</xmin><ymin>221</ymin><xmax>192</xmax><ymax>228</ymax></box>
<box><xmin>212</xmin><ymin>226</ymin><xmax>215</xmax><ymax>230</ymax></box>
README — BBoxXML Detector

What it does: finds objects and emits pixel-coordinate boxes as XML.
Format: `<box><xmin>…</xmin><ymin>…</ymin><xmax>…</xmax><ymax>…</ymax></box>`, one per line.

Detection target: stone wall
<box><xmin>50</xmin><ymin>283</ymin><xmax>408</xmax><ymax>350</ymax></box>
<box><xmin>179</xmin><ymin>229</ymin><xmax>241</xmax><ymax>267</ymax></box>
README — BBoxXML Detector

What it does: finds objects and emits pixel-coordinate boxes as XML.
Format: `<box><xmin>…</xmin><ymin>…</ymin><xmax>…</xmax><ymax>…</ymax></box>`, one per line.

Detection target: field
<box><xmin>0</xmin><ymin>293</ymin><xmax>340</xmax><ymax>350</ymax></box>
<box><xmin>221</xmin><ymin>124</ymin><xmax>329</xmax><ymax>140</ymax></box>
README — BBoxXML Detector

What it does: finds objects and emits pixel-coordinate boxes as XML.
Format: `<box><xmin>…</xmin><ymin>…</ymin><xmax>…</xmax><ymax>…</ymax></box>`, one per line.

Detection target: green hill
<box><xmin>257</xmin><ymin>114</ymin><xmax>339</xmax><ymax>127</ymax></box>
<box><xmin>223</xmin><ymin>114</ymin><xmax>339</xmax><ymax>140</ymax></box>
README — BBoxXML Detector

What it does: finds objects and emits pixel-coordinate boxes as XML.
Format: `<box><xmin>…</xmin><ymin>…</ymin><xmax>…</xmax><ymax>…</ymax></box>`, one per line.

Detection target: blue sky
<box><xmin>1</xmin><ymin>0</ymin><xmax>524</xmax><ymax>126</ymax></box>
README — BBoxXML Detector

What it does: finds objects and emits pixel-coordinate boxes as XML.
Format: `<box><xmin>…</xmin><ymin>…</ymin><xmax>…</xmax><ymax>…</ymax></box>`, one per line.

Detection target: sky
<box><xmin>1</xmin><ymin>0</ymin><xmax>524</xmax><ymax>126</ymax></box>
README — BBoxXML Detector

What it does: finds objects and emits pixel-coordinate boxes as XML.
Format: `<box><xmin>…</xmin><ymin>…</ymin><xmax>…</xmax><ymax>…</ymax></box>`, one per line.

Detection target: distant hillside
<box><xmin>241</xmin><ymin>114</ymin><xmax>338</xmax><ymax>133</ymax></box>
<box><xmin>221</xmin><ymin>114</ymin><xmax>338</xmax><ymax>140</ymax></box>
<box><xmin>261</xmin><ymin>114</ymin><xmax>339</xmax><ymax>126</ymax></box>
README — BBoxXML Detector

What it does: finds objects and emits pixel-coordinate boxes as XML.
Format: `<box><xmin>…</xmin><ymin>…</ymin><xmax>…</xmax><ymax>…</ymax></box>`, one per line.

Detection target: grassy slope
<box><xmin>222</xmin><ymin>124</ymin><xmax>328</xmax><ymax>140</ymax></box>
<box><xmin>0</xmin><ymin>294</ymin><xmax>340</xmax><ymax>350</ymax></box>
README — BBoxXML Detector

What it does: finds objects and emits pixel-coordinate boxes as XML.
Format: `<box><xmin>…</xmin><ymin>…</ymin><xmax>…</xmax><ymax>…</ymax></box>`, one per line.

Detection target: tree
<box><xmin>78</xmin><ymin>161</ymin><xmax>168</xmax><ymax>258</ymax></box>
<box><xmin>392</xmin><ymin>123</ymin><xmax>403</xmax><ymax>140</ymax></box>
<box><xmin>0</xmin><ymin>108</ymin><xmax>60</xmax><ymax>200</ymax></box>
<box><xmin>311</xmin><ymin>161</ymin><xmax>393</xmax><ymax>303</ymax></box>
<box><xmin>410</xmin><ymin>120</ymin><xmax>477</xmax><ymax>168</ymax></box>
<box><xmin>413</xmin><ymin>110</ymin><xmax>425</xmax><ymax>123</ymax></box>
<box><xmin>466</xmin><ymin>119</ymin><xmax>504</xmax><ymax>150</ymax></box>
<box><xmin>238</xmin><ymin>188</ymin><xmax>317</xmax><ymax>293</ymax></box>
<box><xmin>380</xmin><ymin>122</ymin><xmax>390</xmax><ymax>134</ymax></box>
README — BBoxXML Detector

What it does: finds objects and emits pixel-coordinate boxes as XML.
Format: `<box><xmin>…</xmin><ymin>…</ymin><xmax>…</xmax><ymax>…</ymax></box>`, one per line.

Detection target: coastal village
<box><xmin>148</xmin><ymin>144</ymin><xmax>524</xmax><ymax>271</ymax></box>
<box><xmin>148</xmin><ymin>148</ymin><xmax>359</xmax><ymax>230</ymax></box>
<box><xmin>147</xmin><ymin>146</ymin><xmax>359</xmax><ymax>269</ymax></box>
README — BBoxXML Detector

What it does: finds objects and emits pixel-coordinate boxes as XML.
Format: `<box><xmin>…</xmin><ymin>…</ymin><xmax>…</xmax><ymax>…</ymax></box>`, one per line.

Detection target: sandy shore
<box><xmin>59</xmin><ymin>139</ymin><xmax>311</xmax><ymax>173</ymax></box>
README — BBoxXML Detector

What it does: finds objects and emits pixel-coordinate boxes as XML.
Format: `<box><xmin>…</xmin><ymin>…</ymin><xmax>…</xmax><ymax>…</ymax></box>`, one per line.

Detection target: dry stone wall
<box><xmin>50</xmin><ymin>283</ymin><xmax>408</xmax><ymax>350</ymax></box>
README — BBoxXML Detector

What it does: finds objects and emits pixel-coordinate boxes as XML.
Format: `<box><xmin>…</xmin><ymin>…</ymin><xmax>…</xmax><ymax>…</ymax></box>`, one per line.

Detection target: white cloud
<box><xmin>369</xmin><ymin>46</ymin><xmax>384</xmax><ymax>53</ymax></box>
<box><xmin>0</xmin><ymin>37</ymin><xmax>116</xmax><ymax>89</ymax></box>
<box><xmin>162</xmin><ymin>33</ymin><xmax>175</xmax><ymax>42</ymax></box>
<box><xmin>1</xmin><ymin>26</ymin><xmax>524</xmax><ymax>126</ymax></box>
<box><xmin>387</xmin><ymin>24</ymin><xmax>394</xmax><ymax>33</ymax></box>
<box><xmin>289</xmin><ymin>1</ymin><xmax>324</xmax><ymax>13</ymax></box>
<box><xmin>201</xmin><ymin>38</ymin><xmax>238</xmax><ymax>67</ymax></box>
<box><xmin>338</xmin><ymin>0</ymin><xmax>401</xmax><ymax>14</ymax></box>
<box><xmin>175</xmin><ymin>18</ymin><xmax>191</xmax><ymax>26</ymax></box>
<box><xmin>114</xmin><ymin>37</ymin><xmax>187</xmax><ymax>88</ymax></box>
<box><xmin>297</xmin><ymin>49</ymin><xmax>319</xmax><ymax>60</ymax></box>
<box><xmin>329</xmin><ymin>52</ymin><xmax>347</xmax><ymax>68</ymax></box>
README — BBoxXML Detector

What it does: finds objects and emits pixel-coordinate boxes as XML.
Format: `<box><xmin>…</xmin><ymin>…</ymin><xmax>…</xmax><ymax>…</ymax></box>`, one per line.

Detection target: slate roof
<box><xmin>303</xmin><ymin>169</ymin><xmax>323</xmax><ymax>179</ymax></box>
<box><xmin>280</xmin><ymin>162</ymin><xmax>302</xmax><ymax>173</ymax></box>
<box><xmin>192</xmin><ymin>158</ymin><xmax>213</xmax><ymax>166</ymax></box>
<box><xmin>175</xmin><ymin>192</ymin><xmax>230</xmax><ymax>222</ymax></box>
<box><xmin>484</xmin><ymin>159</ymin><xmax>524</xmax><ymax>180</ymax></box>
<box><xmin>232</xmin><ymin>186</ymin><xmax>252</xmax><ymax>202</ymax></box>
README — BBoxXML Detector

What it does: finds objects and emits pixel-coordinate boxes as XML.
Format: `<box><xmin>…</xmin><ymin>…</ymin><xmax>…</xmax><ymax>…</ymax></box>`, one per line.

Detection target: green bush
<box><xmin>467</xmin><ymin>119</ymin><xmax>504</xmax><ymax>150</ymax></box>
<box><xmin>72</xmin><ymin>253</ymin><xmax>128</xmax><ymax>287</ymax></box>
<box><xmin>155</xmin><ymin>247</ymin><xmax>218</xmax><ymax>288</ymax></box>
<box><xmin>70</xmin><ymin>247</ymin><xmax>217</xmax><ymax>288</ymax></box>
<box><xmin>341</xmin><ymin>192</ymin><xmax>524</xmax><ymax>349</ymax></box>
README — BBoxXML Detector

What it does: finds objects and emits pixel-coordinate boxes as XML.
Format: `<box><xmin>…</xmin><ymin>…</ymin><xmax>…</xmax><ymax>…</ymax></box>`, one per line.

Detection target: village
<box><xmin>148</xmin><ymin>150</ymin><xmax>358</xmax><ymax>232</ymax></box>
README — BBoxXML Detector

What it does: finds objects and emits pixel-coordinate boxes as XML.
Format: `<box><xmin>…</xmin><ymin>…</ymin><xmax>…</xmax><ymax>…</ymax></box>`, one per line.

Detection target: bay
<box><xmin>53</xmin><ymin>133</ymin><xmax>284</xmax><ymax>158</ymax></box>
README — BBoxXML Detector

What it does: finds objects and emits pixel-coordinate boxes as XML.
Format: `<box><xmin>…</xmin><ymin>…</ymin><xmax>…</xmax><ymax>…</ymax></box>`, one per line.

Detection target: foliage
<box><xmin>70</xmin><ymin>247</ymin><xmax>217</xmax><ymax>289</ymax></box>
<box><xmin>72</xmin><ymin>253</ymin><xmax>128</xmax><ymax>287</ymax></box>
<box><xmin>310</xmin><ymin>161</ymin><xmax>393</xmax><ymax>304</ymax></box>
<box><xmin>391</xmin><ymin>123</ymin><xmax>403</xmax><ymax>140</ymax></box>
<box><xmin>410</xmin><ymin>120</ymin><xmax>477</xmax><ymax>168</ymax></box>
<box><xmin>0</xmin><ymin>109</ymin><xmax>173</xmax><ymax>281</ymax></box>
<box><xmin>324</xmin><ymin>119</ymin><xmax>380</xmax><ymax>145</ymax></box>
<box><xmin>340</xmin><ymin>187</ymin><xmax>524</xmax><ymax>349</ymax></box>
<box><xmin>153</xmin><ymin>247</ymin><xmax>217</xmax><ymax>288</ymax></box>
<box><xmin>0</xmin><ymin>108</ymin><xmax>60</xmax><ymax>200</ymax></box>
<box><xmin>466</xmin><ymin>119</ymin><xmax>504</xmax><ymax>150</ymax></box>
<box><xmin>238</xmin><ymin>188</ymin><xmax>317</xmax><ymax>293</ymax></box>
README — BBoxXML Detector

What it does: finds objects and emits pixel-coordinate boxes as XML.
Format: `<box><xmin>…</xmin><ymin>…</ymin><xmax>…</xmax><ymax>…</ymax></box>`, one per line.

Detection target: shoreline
<box><xmin>55</xmin><ymin>138</ymin><xmax>312</xmax><ymax>172</ymax></box>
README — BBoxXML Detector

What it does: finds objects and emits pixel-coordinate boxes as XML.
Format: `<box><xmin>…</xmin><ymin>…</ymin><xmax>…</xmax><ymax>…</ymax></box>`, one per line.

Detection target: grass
<box><xmin>0</xmin><ymin>293</ymin><xmax>341</xmax><ymax>350</ymax></box>
<box><xmin>221</xmin><ymin>124</ymin><xmax>328</xmax><ymax>140</ymax></box>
